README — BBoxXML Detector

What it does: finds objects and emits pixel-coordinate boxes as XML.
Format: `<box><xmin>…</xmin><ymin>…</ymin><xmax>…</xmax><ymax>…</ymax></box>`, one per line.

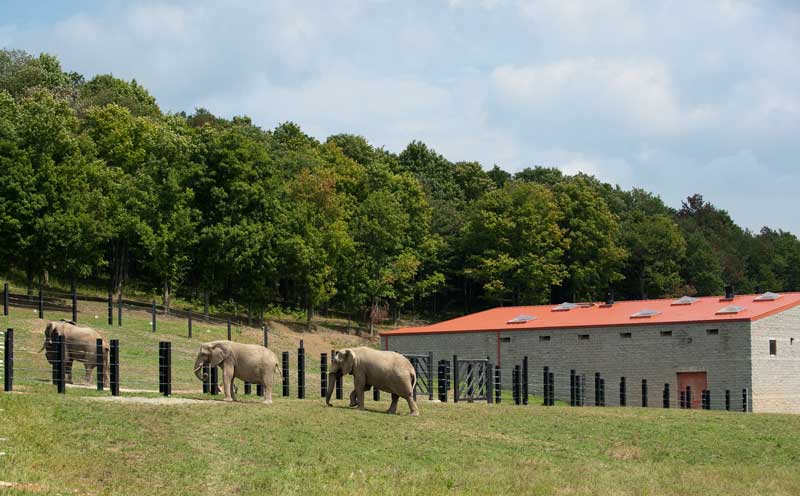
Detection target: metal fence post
<box><xmin>210</xmin><ymin>366</ymin><xmax>219</xmax><ymax>395</ymax></box>
<box><xmin>3</xmin><ymin>329</ymin><xmax>13</xmax><ymax>392</ymax></box>
<box><xmin>548</xmin><ymin>371</ymin><xmax>554</xmax><ymax>405</ymax></box>
<box><xmin>600</xmin><ymin>378</ymin><xmax>606</xmax><ymax>406</ymax></box>
<box><xmin>244</xmin><ymin>382</ymin><xmax>251</xmax><ymax>395</ymax></box>
<box><xmin>159</xmin><ymin>342</ymin><xmax>166</xmax><ymax>395</ymax></box>
<box><xmin>576</xmin><ymin>375</ymin><xmax>583</xmax><ymax>406</ymax></box>
<box><xmin>522</xmin><ymin>356</ymin><xmax>528</xmax><ymax>405</ymax></box>
<box><xmin>686</xmin><ymin>385</ymin><xmax>692</xmax><ymax>409</ymax></box>
<box><xmin>96</xmin><ymin>338</ymin><xmax>104</xmax><ymax>392</ymax></box>
<box><xmin>428</xmin><ymin>351</ymin><xmax>434</xmax><ymax>401</ymax></box>
<box><xmin>108</xmin><ymin>293</ymin><xmax>113</xmax><ymax>326</ymax></box>
<box><xmin>725</xmin><ymin>389</ymin><xmax>730</xmax><ymax>411</ymax></box>
<box><xmin>542</xmin><ymin>366</ymin><xmax>549</xmax><ymax>406</ymax></box>
<box><xmin>570</xmin><ymin>370</ymin><xmax>576</xmax><ymax>406</ymax></box>
<box><xmin>202</xmin><ymin>364</ymin><xmax>210</xmax><ymax>394</ymax></box>
<box><xmin>57</xmin><ymin>332</ymin><xmax>66</xmax><ymax>394</ymax></box>
<box><xmin>71</xmin><ymin>285</ymin><xmax>77</xmax><ymax>323</ymax></box>
<box><xmin>110</xmin><ymin>339</ymin><xmax>120</xmax><ymax>396</ymax></box>
<box><xmin>281</xmin><ymin>351</ymin><xmax>289</xmax><ymax>397</ymax></box>
<box><xmin>320</xmin><ymin>352</ymin><xmax>328</xmax><ymax>397</ymax></box>
<box><xmin>151</xmin><ymin>300</ymin><xmax>157</xmax><ymax>333</ymax></box>
<box><xmin>117</xmin><ymin>295</ymin><xmax>122</xmax><ymax>327</ymax></box>
<box><xmin>663</xmin><ymin>383</ymin><xmax>669</xmax><ymax>408</ymax></box>
<box><xmin>641</xmin><ymin>379</ymin><xmax>648</xmax><ymax>407</ymax></box>
<box><xmin>38</xmin><ymin>286</ymin><xmax>44</xmax><ymax>319</ymax></box>
<box><xmin>297</xmin><ymin>340</ymin><xmax>305</xmax><ymax>399</ymax></box>
<box><xmin>595</xmin><ymin>373</ymin><xmax>601</xmax><ymax>406</ymax></box>
<box><xmin>438</xmin><ymin>360</ymin><xmax>446</xmax><ymax>402</ymax></box>
<box><xmin>452</xmin><ymin>355</ymin><xmax>459</xmax><ymax>403</ymax></box>
<box><xmin>335</xmin><ymin>370</ymin><xmax>343</xmax><ymax>400</ymax></box>
<box><xmin>227</xmin><ymin>319</ymin><xmax>232</xmax><ymax>341</ymax></box>
<box><xmin>2</xmin><ymin>282</ymin><xmax>8</xmax><ymax>316</ymax></box>
<box><xmin>188</xmin><ymin>308</ymin><xmax>193</xmax><ymax>338</ymax></box>
<box><xmin>165</xmin><ymin>342</ymin><xmax>172</xmax><ymax>396</ymax></box>
<box><xmin>494</xmin><ymin>365</ymin><xmax>501</xmax><ymax>403</ymax></box>
<box><xmin>263</xmin><ymin>325</ymin><xmax>269</xmax><ymax>348</ymax></box>
<box><xmin>373</xmin><ymin>386</ymin><xmax>380</xmax><ymax>401</ymax></box>
<box><xmin>742</xmin><ymin>388</ymin><xmax>748</xmax><ymax>412</ymax></box>
<box><xmin>620</xmin><ymin>377</ymin><xmax>626</xmax><ymax>406</ymax></box>
<box><xmin>512</xmin><ymin>365</ymin><xmax>520</xmax><ymax>405</ymax></box>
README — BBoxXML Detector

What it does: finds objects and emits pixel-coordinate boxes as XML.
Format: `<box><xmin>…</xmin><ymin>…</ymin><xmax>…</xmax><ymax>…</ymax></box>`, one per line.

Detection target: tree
<box><xmin>462</xmin><ymin>181</ymin><xmax>567</xmax><ymax>305</ymax></box>
<box><xmin>620</xmin><ymin>213</ymin><xmax>686</xmax><ymax>299</ymax></box>
<box><xmin>76</xmin><ymin>74</ymin><xmax>160</xmax><ymax>117</ymax></box>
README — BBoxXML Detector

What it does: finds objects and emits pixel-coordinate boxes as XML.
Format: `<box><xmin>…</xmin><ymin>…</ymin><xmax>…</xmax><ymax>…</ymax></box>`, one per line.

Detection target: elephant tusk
<box><xmin>193</xmin><ymin>365</ymin><xmax>204</xmax><ymax>373</ymax></box>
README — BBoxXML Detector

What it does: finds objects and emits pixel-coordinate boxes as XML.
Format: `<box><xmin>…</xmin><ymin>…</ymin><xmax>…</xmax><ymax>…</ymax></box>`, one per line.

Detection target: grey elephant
<box><xmin>326</xmin><ymin>347</ymin><xmax>419</xmax><ymax>416</ymax></box>
<box><xmin>41</xmin><ymin>320</ymin><xmax>109</xmax><ymax>387</ymax></box>
<box><xmin>193</xmin><ymin>340</ymin><xmax>280</xmax><ymax>403</ymax></box>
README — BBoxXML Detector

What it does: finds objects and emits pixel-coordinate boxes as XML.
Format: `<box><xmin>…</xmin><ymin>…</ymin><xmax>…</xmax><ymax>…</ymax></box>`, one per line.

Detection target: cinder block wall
<box><xmin>751</xmin><ymin>305</ymin><xmax>800</xmax><ymax>413</ymax></box>
<box><xmin>383</xmin><ymin>320</ymin><xmax>753</xmax><ymax>410</ymax></box>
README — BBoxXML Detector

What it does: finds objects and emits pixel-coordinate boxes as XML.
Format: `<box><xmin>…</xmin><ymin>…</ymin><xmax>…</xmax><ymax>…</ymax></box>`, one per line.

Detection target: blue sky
<box><xmin>2</xmin><ymin>0</ymin><xmax>798</xmax><ymax>234</ymax></box>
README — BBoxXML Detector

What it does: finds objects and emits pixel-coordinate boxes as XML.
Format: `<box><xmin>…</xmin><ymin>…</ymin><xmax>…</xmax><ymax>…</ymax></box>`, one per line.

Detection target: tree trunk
<box><xmin>163</xmin><ymin>279</ymin><xmax>170</xmax><ymax>315</ymax></box>
<box><xmin>111</xmin><ymin>239</ymin><xmax>128</xmax><ymax>300</ymax></box>
<box><xmin>306</xmin><ymin>301</ymin><xmax>313</xmax><ymax>331</ymax></box>
<box><xmin>204</xmin><ymin>289</ymin><xmax>209</xmax><ymax>321</ymax></box>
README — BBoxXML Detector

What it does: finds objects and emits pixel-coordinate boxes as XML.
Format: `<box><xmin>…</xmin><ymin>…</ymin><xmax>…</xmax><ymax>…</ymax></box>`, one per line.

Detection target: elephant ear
<box><xmin>209</xmin><ymin>343</ymin><xmax>232</xmax><ymax>368</ymax></box>
<box><xmin>340</xmin><ymin>349</ymin><xmax>356</xmax><ymax>375</ymax></box>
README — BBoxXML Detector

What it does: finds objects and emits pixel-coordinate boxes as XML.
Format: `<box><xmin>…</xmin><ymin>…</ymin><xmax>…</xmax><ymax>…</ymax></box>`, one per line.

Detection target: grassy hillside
<box><xmin>2</xmin><ymin>308</ymin><xmax>800</xmax><ymax>495</ymax></box>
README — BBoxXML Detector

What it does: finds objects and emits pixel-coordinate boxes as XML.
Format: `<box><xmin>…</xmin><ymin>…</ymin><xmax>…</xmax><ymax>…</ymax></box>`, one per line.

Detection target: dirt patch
<box><xmin>0</xmin><ymin>481</ymin><xmax>47</xmax><ymax>492</ymax></box>
<box><xmin>606</xmin><ymin>444</ymin><xmax>643</xmax><ymax>460</ymax></box>
<box><xmin>86</xmin><ymin>396</ymin><xmax>212</xmax><ymax>406</ymax></box>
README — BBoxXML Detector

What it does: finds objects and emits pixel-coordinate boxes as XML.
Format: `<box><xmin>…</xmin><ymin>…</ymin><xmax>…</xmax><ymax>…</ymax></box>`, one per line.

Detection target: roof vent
<box><xmin>720</xmin><ymin>284</ymin><xmax>735</xmax><ymax>301</ymax></box>
<box><xmin>717</xmin><ymin>305</ymin><xmax>745</xmax><ymax>315</ymax></box>
<box><xmin>630</xmin><ymin>309</ymin><xmax>661</xmax><ymax>319</ymax></box>
<box><xmin>507</xmin><ymin>314</ymin><xmax>536</xmax><ymax>324</ymax></box>
<box><xmin>552</xmin><ymin>302</ymin><xmax>578</xmax><ymax>312</ymax></box>
<box><xmin>605</xmin><ymin>290</ymin><xmax>614</xmax><ymax>305</ymax></box>
<box><xmin>671</xmin><ymin>296</ymin><xmax>699</xmax><ymax>306</ymax></box>
<box><xmin>754</xmin><ymin>292</ymin><xmax>781</xmax><ymax>302</ymax></box>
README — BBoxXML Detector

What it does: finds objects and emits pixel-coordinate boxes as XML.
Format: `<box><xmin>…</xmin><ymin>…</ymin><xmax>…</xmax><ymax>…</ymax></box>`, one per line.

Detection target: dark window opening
<box><xmin>769</xmin><ymin>339</ymin><xmax>777</xmax><ymax>356</ymax></box>
<box><xmin>660</xmin><ymin>331</ymin><xmax>672</xmax><ymax>337</ymax></box>
<box><xmin>500</xmin><ymin>337</ymin><xmax>511</xmax><ymax>343</ymax></box>
<box><xmin>539</xmin><ymin>335</ymin><xmax>550</xmax><ymax>342</ymax></box>
<box><xmin>578</xmin><ymin>334</ymin><xmax>590</xmax><ymax>340</ymax></box>
<box><xmin>706</xmin><ymin>329</ymin><xmax>719</xmax><ymax>336</ymax></box>
<box><xmin>620</xmin><ymin>332</ymin><xmax>632</xmax><ymax>339</ymax></box>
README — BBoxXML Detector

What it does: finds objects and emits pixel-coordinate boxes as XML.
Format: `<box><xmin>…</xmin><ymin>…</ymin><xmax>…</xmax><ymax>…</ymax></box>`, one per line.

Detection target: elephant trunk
<box><xmin>325</xmin><ymin>371</ymin><xmax>339</xmax><ymax>405</ymax></box>
<box><xmin>193</xmin><ymin>356</ymin><xmax>207</xmax><ymax>382</ymax></box>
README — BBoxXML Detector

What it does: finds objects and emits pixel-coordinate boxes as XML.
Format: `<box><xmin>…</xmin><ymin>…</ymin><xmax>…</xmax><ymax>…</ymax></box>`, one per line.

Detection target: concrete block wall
<box><xmin>383</xmin><ymin>319</ymin><xmax>753</xmax><ymax>410</ymax></box>
<box><xmin>751</xmin><ymin>305</ymin><xmax>800</xmax><ymax>413</ymax></box>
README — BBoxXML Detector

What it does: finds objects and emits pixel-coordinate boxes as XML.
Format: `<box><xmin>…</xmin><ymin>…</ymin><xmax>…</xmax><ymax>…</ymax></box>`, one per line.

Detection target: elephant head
<box><xmin>193</xmin><ymin>342</ymin><xmax>233</xmax><ymax>382</ymax></box>
<box><xmin>325</xmin><ymin>349</ymin><xmax>355</xmax><ymax>406</ymax></box>
<box><xmin>41</xmin><ymin>321</ymin><xmax>61</xmax><ymax>363</ymax></box>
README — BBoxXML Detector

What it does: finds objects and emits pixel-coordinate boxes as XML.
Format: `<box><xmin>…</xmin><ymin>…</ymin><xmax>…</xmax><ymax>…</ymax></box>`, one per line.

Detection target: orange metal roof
<box><xmin>380</xmin><ymin>293</ymin><xmax>800</xmax><ymax>336</ymax></box>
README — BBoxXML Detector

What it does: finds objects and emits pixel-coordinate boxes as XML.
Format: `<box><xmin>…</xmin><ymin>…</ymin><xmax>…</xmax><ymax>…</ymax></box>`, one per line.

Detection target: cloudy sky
<box><xmin>2</xmin><ymin>0</ymin><xmax>798</xmax><ymax>234</ymax></box>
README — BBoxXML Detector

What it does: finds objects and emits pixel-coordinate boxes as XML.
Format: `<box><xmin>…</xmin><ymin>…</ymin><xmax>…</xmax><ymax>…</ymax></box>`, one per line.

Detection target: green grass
<box><xmin>2</xmin><ymin>308</ymin><xmax>800</xmax><ymax>495</ymax></box>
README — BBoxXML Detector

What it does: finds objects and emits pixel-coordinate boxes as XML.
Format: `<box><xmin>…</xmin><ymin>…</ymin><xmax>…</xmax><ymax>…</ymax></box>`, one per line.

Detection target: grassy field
<box><xmin>2</xmin><ymin>308</ymin><xmax>800</xmax><ymax>495</ymax></box>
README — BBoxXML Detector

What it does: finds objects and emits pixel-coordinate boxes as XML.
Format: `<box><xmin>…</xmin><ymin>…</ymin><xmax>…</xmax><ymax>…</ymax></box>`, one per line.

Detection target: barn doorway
<box><xmin>677</xmin><ymin>372</ymin><xmax>707</xmax><ymax>409</ymax></box>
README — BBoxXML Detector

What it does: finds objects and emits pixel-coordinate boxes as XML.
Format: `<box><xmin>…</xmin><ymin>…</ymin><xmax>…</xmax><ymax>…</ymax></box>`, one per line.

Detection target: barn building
<box><xmin>380</xmin><ymin>292</ymin><xmax>800</xmax><ymax>413</ymax></box>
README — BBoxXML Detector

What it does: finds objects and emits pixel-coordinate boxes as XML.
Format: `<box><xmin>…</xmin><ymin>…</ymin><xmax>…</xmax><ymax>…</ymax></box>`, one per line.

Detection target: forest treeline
<box><xmin>1</xmin><ymin>50</ymin><xmax>799</xmax><ymax>330</ymax></box>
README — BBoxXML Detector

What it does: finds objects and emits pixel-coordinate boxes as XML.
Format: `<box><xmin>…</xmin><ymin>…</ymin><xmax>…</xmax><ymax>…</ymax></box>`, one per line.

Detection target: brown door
<box><xmin>677</xmin><ymin>372</ymin><xmax>707</xmax><ymax>409</ymax></box>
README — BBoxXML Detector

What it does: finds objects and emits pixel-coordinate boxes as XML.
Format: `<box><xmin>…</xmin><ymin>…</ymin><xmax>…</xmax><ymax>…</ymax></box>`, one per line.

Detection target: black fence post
<box><xmin>110</xmin><ymin>339</ymin><xmax>119</xmax><ymax>396</ymax></box>
<box><xmin>512</xmin><ymin>365</ymin><xmax>520</xmax><ymax>405</ymax></box>
<box><xmin>663</xmin><ymin>383</ymin><xmax>669</xmax><ymax>408</ymax></box>
<box><xmin>742</xmin><ymin>388</ymin><xmax>748</xmax><ymax>412</ymax></box>
<box><xmin>3</xmin><ymin>329</ymin><xmax>13</xmax><ymax>392</ymax></box>
<box><xmin>641</xmin><ymin>379</ymin><xmax>648</xmax><ymax>407</ymax></box>
<box><xmin>485</xmin><ymin>360</ymin><xmax>493</xmax><ymax>404</ymax></box>
<box><xmin>542</xmin><ymin>366</ymin><xmax>549</xmax><ymax>406</ymax></box>
<box><xmin>595</xmin><ymin>373</ymin><xmax>601</xmax><ymax>406</ymax></box>
<box><xmin>702</xmin><ymin>390</ymin><xmax>710</xmax><ymax>410</ymax></box>
<box><xmin>373</xmin><ymin>387</ymin><xmax>380</xmax><ymax>401</ymax></box>
<box><xmin>297</xmin><ymin>340</ymin><xmax>305</xmax><ymax>399</ymax></box>
<box><xmin>257</xmin><ymin>329</ymin><xmax>268</xmax><ymax>397</ymax></box>
<box><xmin>548</xmin><ymin>371</ymin><xmax>554</xmax><ymax>405</ymax></box>
<box><xmin>570</xmin><ymin>370</ymin><xmax>576</xmax><ymax>406</ymax></box>
<box><xmin>680</xmin><ymin>390</ymin><xmax>686</xmax><ymax>409</ymax></box>
<box><xmin>263</xmin><ymin>325</ymin><xmax>269</xmax><ymax>348</ymax></box>
<box><xmin>453</xmin><ymin>355</ymin><xmax>459</xmax><ymax>403</ymax></box>
<box><xmin>335</xmin><ymin>371</ymin><xmax>343</xmax><ymax>400</ymax></box>
<box><xmin>522</xmin><ymin>356</ymin><xmax>529</xmax><ymax>405</ymax></box>
<box><xmin>244</xmin><ymin>382</ymin><xmax>251</xmax><ymax>395</ymax></box>
<box><xmin>575</xmin><ymin>375</ymin><xmax>582</xmax><ymax>406</ymax></box>
<box><xmin>96</xmin><ymin>338</ymin><xmax>104</xmax><ymax>392</ymax></box>
<box><xmin>686</xmin><ymin>386</ymin><xmax>692</xmax><ymax>409</ymax></box>
<box><xmin>2</xmin><ymin>282</ymin><xmax>8</xmax><ymax>316</ymax></box>
<box><xmin>151</xmin><ymin>300</ymin><xmax>156</xmax><ymax>333</ymax></box>
<box><xmin>71</xmin><ymin>285</ymin><xmax>77</xmax><ymax>323</ymax></box>
<box><xmin>620</xmin><ymin>377</ymin><xmax>626</xmax><ymax>406</ymax></box>
<box><xmin>281</xmin><ymin>351</ymin><xmax>290</xmax><ymax>397</ymax></box>
<box><xmin>117</xmin><ymin>295</ymin><xmax>122</xmax><ymax>327</ymax></box>
<box><xmin>38</xmin><ymin>286</ymin><xmax>44</xmax><ymax>319</ymax></box>
<box><xmin>437</xmin><ymin>360</ymin><xmax>446</xmax><ymax>402</ymax></box>
<box><xmin>202</xmin><ymin>364</ymin><xmax>210</xmax><ymax>394</ymax></box>
<box><xmin>227</xmin><ymin>320</ymin><xmax>232</xmax><ymax>341</ymax></box>
<box><xmin>494</xmin><ymin>365</ymin><xmax>501</xmax><ymax>404</ymax></box>
<box><xmin>188</xmin><ymin>308</ymin><xmax>193</xmax><ymax>338</ymax></box>
<box><xmin>321</xmin><ymin>352</ymin><xmax>328</xmax><ymax>397</ymax></box>
<box><xmin>210</xmin><ymin>366</ymin><xmax>219</xmax><ymax>395</ymax></box>
<box><xmin>428</xmin><ymin>352</ymin><xmax>434</xmax><ymax>401</ymax></box>
<box><xmin>599</xmin><ymin>378</ymin><xmax>606</xmax><ymax>406</ymax></box>
<box><xmin>57</xmin><ymin>332</ymin><xmax>66</xmax><ymax>394</ymax></box>
<box><xmin>725</xmin><ymin>389</ymin><xmax>731</xmax><ymax>411</ymax></box>
<box><xmin>108</xmin><ymin>293</ymin><xmax>113</xmax><ymax>326</ymax></box>
<box><xmin>159</xmin><ymin>342</ymin><xmax>166</xmax><ymax>395</ymax></box>
<box><xmin>165</xmin><ymin>342</ymin><xmax>171</xmax><ymax>396</ymax></box>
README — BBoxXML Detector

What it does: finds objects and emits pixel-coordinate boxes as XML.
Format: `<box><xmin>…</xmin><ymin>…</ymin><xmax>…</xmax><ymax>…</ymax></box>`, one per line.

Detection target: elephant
<box><xmin>326</xmin><ymin>347</ymin><xmax>419</xmax><ymax>416</ymax></box>
<box><xmin>193</xmin><ymin>340</ymin><xmax>280</xmax><ymax>403</ymax></box>
<box><xmin>41</xmin><ymin>320</ymin><xmax>109</xmax><ymax>387</ymax></box>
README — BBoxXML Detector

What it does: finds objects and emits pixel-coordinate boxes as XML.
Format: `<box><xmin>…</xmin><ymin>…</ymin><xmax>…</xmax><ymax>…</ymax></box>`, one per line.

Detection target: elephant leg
<box><xmin>65</xmin><ymin>359</ymin><xmax>74</xmax><ymax>384</ymax></box>
<box><xmin>230</xmin><ymin>379</ymin><xmax>238</xmax><ymax>401</ymax></box>
<box><xmin>349</xmin><ymin>389</ymin><xmax>359</xmax><ymax>407</ymax></box>
<box><xmin>84</xmin><ymin>360</ymin><xmax>95</xmax><ymax>385</ymax></box>
<box><xmin>222</xmin><ymin>366</ymin><xmax>234</xmax><ymax>402</ymax></box>
<box><xmin>387</xmin><ymin>393</ymin><xmax>399</xmax><ymax>414</ymax></box>
<box><xmin>262</xmin><ymin>368</ymin><xmax>273</xmax><ymax>404</ymax></box>
<box><xmin>356</xmin><ymin>388</ymin><xmax>365</xmax><ymax>410</ymax></box>
<box><xmin>405</xmin><ymin>396</ymin><xmax>420</xmax><ymax>417</ymax></box>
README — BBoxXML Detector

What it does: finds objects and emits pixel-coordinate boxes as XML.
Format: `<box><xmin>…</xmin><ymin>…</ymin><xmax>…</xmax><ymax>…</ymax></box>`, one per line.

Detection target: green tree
<box><xmin>620</xmin><ymin>213</ymin><xmax>687</xmax><ymax>299</ymax></box>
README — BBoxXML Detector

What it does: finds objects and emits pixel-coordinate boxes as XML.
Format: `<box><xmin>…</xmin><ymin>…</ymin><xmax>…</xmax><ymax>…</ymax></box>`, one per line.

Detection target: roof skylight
<box><xmin>671</xmin><ymin>296</ymin><xmax>699</xmax><ymax>306</ymax></box>
<box><xmin>507</xmin><ymin>314</ymin><xmax>536</xmax><ymax>324</ymax></box>
<box><xmin>717</xmin><ymin>305</ymin><xmax>745</xmax><ymax>315</ymax></box>
<box><xmin>630</xmin><ymin>309</ymin><xmax>661</xmax><ymax>319</ymax></box>
<box><xmin>754</xmin><ymin>292</ymin><xmax>781</xmax><ymax>302</ymax></box>
<box><xmin>552</xmin><ymin>302</ymin><xmax>578</xmax><ymax>311</ymax></box>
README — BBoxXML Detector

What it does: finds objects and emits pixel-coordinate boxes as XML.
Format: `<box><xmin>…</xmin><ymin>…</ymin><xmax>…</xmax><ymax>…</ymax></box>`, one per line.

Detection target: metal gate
<box><xmin>403</xmin><ymin>352</ymin><xmax>433</xmax><ymax>400</ymax></box>
<box><xmin>453</xmin><ymin>356</ymin><xmax>491</xmax><ymax>403</ymax></box>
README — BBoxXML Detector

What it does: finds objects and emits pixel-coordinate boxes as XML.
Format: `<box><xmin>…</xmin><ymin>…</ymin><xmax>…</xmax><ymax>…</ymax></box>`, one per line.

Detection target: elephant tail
<box><xmin>410</xmin><ymin>369</ymin><xmax>417</xmax><ymax>393</ymax></box>
<box><xmin>274</xmin><ymin>361</ymin><xmax>282</xmax><ymax>382</ymax></box>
